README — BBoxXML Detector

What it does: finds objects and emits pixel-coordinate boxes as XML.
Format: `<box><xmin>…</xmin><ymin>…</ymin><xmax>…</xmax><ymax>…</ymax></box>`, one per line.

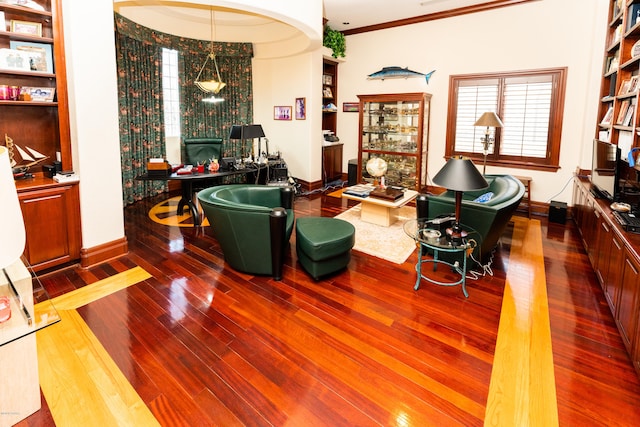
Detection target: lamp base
<box><xmin>446</xmin><ymin>222</ymin><xmax>467</xmax><ymax>246</ymax></box>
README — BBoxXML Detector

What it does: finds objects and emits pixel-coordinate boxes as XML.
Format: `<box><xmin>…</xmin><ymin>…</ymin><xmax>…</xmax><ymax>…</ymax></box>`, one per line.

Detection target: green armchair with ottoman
<box><xmin>419</xmin><ymin>174</ymin><xmax>525</xmax><ymax>262</ymax></box>
<box><xmin>197</xmin><ymin>184</ymin><xmax>295</xmax><ymax>280</ymax></box>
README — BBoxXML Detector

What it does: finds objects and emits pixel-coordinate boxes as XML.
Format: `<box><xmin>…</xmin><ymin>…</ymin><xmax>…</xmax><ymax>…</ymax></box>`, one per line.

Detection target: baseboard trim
<box><xmin>80</xmin><ymin>237</ymin><xmax>129</xmax><ymax>269</ymax></box>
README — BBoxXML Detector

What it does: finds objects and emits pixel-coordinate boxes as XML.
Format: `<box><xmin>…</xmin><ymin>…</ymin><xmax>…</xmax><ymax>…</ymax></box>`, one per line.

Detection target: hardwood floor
<box><xmin>18</xmin><ymin>191</ymin><xmax>640</xmax><ymax>426</ymax></box>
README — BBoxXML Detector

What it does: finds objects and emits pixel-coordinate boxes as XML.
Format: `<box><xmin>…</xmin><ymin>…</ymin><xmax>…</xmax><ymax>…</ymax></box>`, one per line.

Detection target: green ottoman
<box><xmin>296</xmin><ymin>217</ymin><xmax>355</xmax><ymax>280</ymax></box>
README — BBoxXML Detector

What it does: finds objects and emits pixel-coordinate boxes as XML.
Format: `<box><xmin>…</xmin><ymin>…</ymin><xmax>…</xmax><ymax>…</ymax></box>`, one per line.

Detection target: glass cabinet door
<box><xmin>357</xmin><ymin>93</ymin><xmax>430</xmax><ymax>190</ymax></box>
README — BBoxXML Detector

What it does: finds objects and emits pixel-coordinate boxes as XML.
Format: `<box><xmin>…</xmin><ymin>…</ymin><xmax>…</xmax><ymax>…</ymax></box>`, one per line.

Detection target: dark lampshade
<box><xmin>229</xmin><ymin>124</ymin><xmax>265</xmax><ymax>139</ymax></box>
<box><xmin>433</xmin><ymin>156</ymin><xmax>488</xmax><ymax>244</ymax></box>
<box><xmin>432</xmin><ymin>156</ymin><xmax>488</xmax><ymax>192</ymax></box>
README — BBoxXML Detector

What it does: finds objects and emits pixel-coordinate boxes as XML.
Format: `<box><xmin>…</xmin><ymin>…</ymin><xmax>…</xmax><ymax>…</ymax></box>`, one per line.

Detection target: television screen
<box><xmin>591</xmin><ymin>139</ymin><xmax>621</xmax><ymax>201</ymax></box>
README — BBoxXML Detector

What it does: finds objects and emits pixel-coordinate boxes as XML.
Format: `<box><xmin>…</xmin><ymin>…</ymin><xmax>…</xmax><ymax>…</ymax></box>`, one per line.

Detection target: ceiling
<box><xmin>323</xmin><ymin>0</ymin><xmax>497</xmax><ymax>32</ymax></box>
<box><xmin>113</xmin><ymin>0</ymin><xmax>499</xmax><ymax>53</ymax></box>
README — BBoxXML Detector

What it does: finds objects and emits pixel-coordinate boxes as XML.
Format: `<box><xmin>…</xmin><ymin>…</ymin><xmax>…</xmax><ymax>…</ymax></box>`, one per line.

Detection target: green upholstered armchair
<box><xmin>184</xmin><ymin>137</ymin><xmax>223</xmax><ymax>165</ymax></box>
<box><xmin>420</xmin><ymin>174</ymin><xmax>525</xmax><ymax>262</ymax></box>
<box><xmin>197</xmin><ymin>184</ymin><xmax>295</xmax><ymax>280</ymax></box>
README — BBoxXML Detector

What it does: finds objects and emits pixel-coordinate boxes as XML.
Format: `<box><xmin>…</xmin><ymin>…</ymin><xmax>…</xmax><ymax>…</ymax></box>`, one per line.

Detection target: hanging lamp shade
<box><xmin>195</xmin><ymin>9</ymin><xmax>226</xmax><ymax>95</ymax></box>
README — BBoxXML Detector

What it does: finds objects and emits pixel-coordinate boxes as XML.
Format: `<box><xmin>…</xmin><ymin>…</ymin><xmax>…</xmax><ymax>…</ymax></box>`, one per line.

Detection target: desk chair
<box><xmin>184</xmin><ymin>137</ymin><xmax>223</xmax><ymax>165</ymax></box>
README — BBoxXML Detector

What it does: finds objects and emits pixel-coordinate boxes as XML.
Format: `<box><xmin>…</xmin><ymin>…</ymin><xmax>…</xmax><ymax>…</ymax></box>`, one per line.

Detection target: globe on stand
<box><xmin>366</xmin><ymin>157</ymin><xmax>388</xmax><ymax>188</ymax></box>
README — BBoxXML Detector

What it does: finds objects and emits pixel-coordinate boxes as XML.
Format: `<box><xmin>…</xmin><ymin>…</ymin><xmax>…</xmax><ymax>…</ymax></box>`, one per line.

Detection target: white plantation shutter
<box><xmin>455</xmin><ymin>80</ymin><xmax>499</xmax><ymax>153</ymax></box>
<box><xmin>449</xmin><ymin>68</ymin><xmax>565</xmax><ymax>169</ymax></box>
<box><xmin>501</xmin><ymin>76</ymin><xmax>552</xmax><ymax>158</ymax></box>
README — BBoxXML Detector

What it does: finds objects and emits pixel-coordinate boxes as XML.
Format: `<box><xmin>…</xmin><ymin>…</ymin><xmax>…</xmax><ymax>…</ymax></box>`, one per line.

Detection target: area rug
<box><xmin>148</xmin><ymin>196</ymin><xmax>209</xmax><ymax>227</ymax></box>
<box><xmin>335</xmin><ymin>204</ymin><xmax>416</xmax><ymax>264</ymax></box>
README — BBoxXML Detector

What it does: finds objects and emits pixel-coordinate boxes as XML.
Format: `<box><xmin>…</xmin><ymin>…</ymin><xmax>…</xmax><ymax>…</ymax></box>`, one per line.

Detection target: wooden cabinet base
<box><xmin>17</xmin><ymin>177</ymin><xmax>82</xmax><ymax>272</ymax></box>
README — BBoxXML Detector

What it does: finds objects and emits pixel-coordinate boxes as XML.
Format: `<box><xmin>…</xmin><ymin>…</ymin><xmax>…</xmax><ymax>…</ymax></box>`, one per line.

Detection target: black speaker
<box><xmin>348</xmin><ymin>159</ymin><xmax>358</xmax><ymax>186</ymax></box>
<box><xmin>548</xmin><ymin>200</ymin><xmax>567</xmax><ymax>224</ymax></box>
<box><xmin>416</xmin><ymin>194</ymin><xmax>429</xmax><ymax>219</ymax></box>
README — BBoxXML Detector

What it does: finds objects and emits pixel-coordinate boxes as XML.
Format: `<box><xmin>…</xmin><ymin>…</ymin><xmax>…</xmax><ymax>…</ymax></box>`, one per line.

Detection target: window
<box><xmin>446</xmin><ymin>68</ymin><xmax>567</xmax><ymax>171</ymax></box>
<box><xmin>162</xmin><ymin>48</ymin><xmax>180</xmax><ymax>137</ymax></box>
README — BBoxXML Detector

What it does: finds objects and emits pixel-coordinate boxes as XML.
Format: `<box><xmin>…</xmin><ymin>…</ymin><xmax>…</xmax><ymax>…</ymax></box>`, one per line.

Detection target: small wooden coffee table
<box><xmin>342</xmin><ymin>186</ymin><xmax>418</xmax><ymax>226</ymax></box>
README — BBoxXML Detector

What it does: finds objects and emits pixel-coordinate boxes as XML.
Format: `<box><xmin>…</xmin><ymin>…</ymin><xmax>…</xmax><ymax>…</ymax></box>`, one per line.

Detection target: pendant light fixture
<box><xmin>195</xmin><ymin>8</ymin><xmax>226</xmax><ymax>100</ymax></box>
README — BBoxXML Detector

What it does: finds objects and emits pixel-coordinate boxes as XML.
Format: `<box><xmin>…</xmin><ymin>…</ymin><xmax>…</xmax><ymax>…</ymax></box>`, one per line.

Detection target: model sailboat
<box><xmin>5</xmin><ymin>133</ymin><xmax>49</xmax><ymax>175</ymax></box>
<box><xmin>5</xmin><ymin>133</ymin><xmax>48</xmax><ymax>167</ymax></box>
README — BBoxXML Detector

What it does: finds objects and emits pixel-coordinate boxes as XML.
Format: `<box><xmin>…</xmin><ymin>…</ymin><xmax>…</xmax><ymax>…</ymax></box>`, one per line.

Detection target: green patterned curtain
<box><xmin>180</xmin><ymin>49</ymin><xmax>253</xmax><ymax>158</ymax></box>
<box><xmin>115</xmin><ymin>32</ymin><xmax>166</xmax><ymax>205</ymax></box>
<box><xmin>114</xmin><ymin>13</ymin><xmax>254</xmax><ymax>204</ymax></box>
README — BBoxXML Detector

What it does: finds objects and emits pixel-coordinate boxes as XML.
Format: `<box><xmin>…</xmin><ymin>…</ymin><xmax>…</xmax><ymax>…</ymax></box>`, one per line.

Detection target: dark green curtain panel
<box><xmin>114</xmin><ymin>13</ymin><xmax>254</xmax><ymax>204</ymax></box>
<box><xmin>180</xmin><ymin>49</ymin><xmax>253</xmax><ymax>159</ymax></box>
<box><xmin>115</xmin><ymin>32</ymin><xmax>166</xmax><ymax>205</ymax></box>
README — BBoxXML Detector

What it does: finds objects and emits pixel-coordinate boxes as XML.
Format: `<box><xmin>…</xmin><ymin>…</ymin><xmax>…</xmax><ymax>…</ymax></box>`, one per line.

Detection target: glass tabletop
<box><xmin>0</xmin><ymin>257</ymin><xmax>60</xmax><ymax>347</ymax></box>
<box><xmin>403</xmin><ymin>218</ymin><xmax>481</xmax><ymax>251</ymax></box>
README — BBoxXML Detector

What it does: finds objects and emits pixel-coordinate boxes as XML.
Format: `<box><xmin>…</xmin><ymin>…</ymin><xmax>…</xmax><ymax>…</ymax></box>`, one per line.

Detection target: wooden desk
<box><xmin>137</xmin><ymin>164</ymin><xmax>267</xmax><ymax>225</ymax></box>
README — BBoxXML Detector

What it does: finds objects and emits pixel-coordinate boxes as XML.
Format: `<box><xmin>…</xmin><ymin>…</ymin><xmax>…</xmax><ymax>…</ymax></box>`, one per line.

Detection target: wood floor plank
<box><xmin>36</xmin><ymin>309</ymin><xmax>160</xmax><ymax>426</ymax></box>
<box><xmin>484</xmin><ymin>217</ymin><xmax>558</xmax><ymax>427</ymax></box>
<box><xmin>50</xmin><ymin>266</ymin><xmax>152</xmax><ymax>310</ymax></box>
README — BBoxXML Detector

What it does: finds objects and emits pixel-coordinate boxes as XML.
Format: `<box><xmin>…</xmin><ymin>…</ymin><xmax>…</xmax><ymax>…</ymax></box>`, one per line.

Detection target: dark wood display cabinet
<box><xmin>1</xmin><ymin>0</ymin><xmax>80</xmax><ymax>272</ymax></box>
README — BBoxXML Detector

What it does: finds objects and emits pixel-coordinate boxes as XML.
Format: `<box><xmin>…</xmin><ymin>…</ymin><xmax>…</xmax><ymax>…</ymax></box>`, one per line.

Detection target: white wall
<box><xmin>335</xmin><ymin>0</ymin><xmax>609</xmax><ymax>204</ymax></box>
<box><xmin>62</xmin><ymin>0</ymin><xmax>125</xmax><ymax>250</ymax></box>
<box><xmin>253</xmin><ymin>50</ymin><xmax>323</xmax><ymax>182</ymax></box>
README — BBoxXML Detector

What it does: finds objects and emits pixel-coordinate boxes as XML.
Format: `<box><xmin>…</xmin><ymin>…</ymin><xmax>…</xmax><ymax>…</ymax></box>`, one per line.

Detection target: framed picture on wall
<box><xmin>274</xmin><ymin>106</ymin><xmax>292</xmax><ymax>120</ymax></box>
<box><xmin>295</xmin><ymin>98</ymin><xmax>306</xmax><ymax>120</ymax></box>
<box><xmin>343</xmin><ymin>102</ymin><xmax>359</xmax><ymax>112</ymax></box>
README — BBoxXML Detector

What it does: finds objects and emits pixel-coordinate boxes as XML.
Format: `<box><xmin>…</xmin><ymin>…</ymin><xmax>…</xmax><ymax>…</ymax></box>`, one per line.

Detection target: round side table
<box><xmin>404</xmin><ymin>219</ymin><xmax>481</xmax><ymax>298</ymax></box>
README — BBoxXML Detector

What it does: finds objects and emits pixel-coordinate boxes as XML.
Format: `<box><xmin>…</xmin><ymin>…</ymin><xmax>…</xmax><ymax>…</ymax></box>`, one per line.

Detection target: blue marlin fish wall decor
<box><xmin>367</xmin><ymin>66</ymin><xmax>436</xmax><ymax>83</ymax></box>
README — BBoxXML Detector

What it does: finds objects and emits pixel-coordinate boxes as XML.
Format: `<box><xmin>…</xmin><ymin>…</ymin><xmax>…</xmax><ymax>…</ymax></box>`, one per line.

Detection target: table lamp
<box><xmin>474</xmin><ymin>111</ymin><xmax>504</xmax><ymax>175</ymax></box>
<box><xmin>432</xmin><ymin>156</ymin><xmax>488</xmax><ymax>245</ymax></box>
<box><xmin>0</xmin><ymin>146</ymin><xmax>26</xmax><ymax>272</ymax></box>
<box><xmin>229</xmin><ymin>124</ymin><xmax>265</xmax><ymax>161</ymax></box>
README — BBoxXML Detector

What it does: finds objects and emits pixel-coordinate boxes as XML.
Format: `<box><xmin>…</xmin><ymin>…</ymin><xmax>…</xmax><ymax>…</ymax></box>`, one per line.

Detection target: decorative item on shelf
<box><xmin>0</xmin><ymin>48</ymin><xmax>31</xmax><ymax>72</ymax></box>
<box><xmin>632</xmin><ymin>40</ymin><xmax>640</xmax><ymax>59</ymax></box>
<box><xmin>22</xmin><ymin>86</ymin><xmax>54</xmax><ymax>102</ymax></box>
<box><xmin>432</xmin><ymin>156</ymin><xmax>488</xmax><ymax>246</ymax></box>
<box><xmin>4</xmin><ymin>134</ymin><xmax>48</xmax><ymax>178</ymax></box>
<box><xmin>10</xmin><ymin>19</ymin><xmax>42</xmax><ymax>36</ymax></box>
<box><xmin>365</xmin><ymin>157</ymin><xmax>388</xmax><ymax>187</ymax></box>
<box><xmin>473</xmin><ymin>111</ymin><xmax>504</xmax><ymax>175</ymax></box>
<box><xmin>194</xmin><ymin>8</ymin><xmax>225</xmax><ymax>103</ymax></box>
<box><xmin>9</xmin><ymin>41</ymin><xmax>54</xmax><ymax>73</ymax></box>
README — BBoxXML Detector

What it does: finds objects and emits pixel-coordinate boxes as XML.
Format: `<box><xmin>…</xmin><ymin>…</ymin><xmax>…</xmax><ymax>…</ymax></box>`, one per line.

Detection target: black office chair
<box><xmin>183</xmin><ymin>137</ymin><xmax>223</xmax><ymax>166</ymax></box>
